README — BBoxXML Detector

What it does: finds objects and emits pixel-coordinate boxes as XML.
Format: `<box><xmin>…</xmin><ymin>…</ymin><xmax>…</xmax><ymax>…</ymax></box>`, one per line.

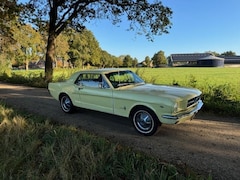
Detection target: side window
<box><xmin>75</xmin><ymin>73</ymin><xmax>106</xmax><ymax>88</ymax></box>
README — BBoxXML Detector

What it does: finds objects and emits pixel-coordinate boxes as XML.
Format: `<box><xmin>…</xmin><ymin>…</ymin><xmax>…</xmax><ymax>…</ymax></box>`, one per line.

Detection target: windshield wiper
<box><xmin>117</xmin><ymin>82</ymin><xmax>145</xmax><ymax>87</ymax></box>
<box><xmin>117</xmin><ymin>83</ymin><xmax>132</xmax><ymax>87</ymax></box>
<box><xmin>134</xmin><ymin>82</ymin><xmax>145</xmax><ymax>86</ymax></box>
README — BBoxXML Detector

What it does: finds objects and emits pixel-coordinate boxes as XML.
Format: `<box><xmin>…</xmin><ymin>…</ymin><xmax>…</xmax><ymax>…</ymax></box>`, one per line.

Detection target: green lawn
<box><xmin>134</xmin><ymin>67</ymin><xmax>240</xmax><ymax>88</ymax></box>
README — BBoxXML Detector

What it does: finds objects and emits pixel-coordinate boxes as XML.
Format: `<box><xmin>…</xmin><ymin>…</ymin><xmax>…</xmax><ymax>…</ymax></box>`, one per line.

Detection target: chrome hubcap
<box><xmin>135</xmin><ymin>111</ymin><xmax>153</xmax><ymax>131</ymax></box>
<box><xmin>62</xmin><ymin>96</ymin><xmax>71</xmax><ymax>111</ymax></box>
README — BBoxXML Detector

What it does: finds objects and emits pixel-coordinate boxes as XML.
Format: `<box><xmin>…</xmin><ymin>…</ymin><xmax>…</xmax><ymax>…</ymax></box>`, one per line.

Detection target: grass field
<box><xmin>134</xmin><ymin>67</ymin><xmax>240</xmax><ymax>89</ymax></box>
<box><xmin>135</xmin><ymin>67</ymin><xmax>240</xmax><ymax>96</ymax></box>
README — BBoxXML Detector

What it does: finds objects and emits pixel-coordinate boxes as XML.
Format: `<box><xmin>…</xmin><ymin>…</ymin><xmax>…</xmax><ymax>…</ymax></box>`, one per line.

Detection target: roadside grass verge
<box><xmin>0</xmin><ymin>103</ymin><xmax>210</xmax><ymax>179</ymax></box>
<box><xmin>0</xmin><ymin>69</ymin><xmax>77</xmax><ymax>88</ymax></box>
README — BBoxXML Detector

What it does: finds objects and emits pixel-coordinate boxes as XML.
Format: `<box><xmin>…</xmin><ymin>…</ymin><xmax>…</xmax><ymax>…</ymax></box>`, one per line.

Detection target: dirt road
<box><xmin>0</xmin><ymin>82</ymin><xmax>239</xmax><ymax>180</ymax></box>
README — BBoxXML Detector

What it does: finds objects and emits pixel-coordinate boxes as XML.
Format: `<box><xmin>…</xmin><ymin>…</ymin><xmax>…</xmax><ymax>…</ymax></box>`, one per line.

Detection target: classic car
<box><xmin>48</xmin><ymin>69</ymin><xmax>203</xmax><ymax>136</ymax></box>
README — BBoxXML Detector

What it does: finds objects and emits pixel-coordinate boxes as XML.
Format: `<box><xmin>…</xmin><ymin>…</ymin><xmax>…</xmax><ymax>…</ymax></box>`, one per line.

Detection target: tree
<box><xmin>152</xmin><ymin>50</ymin><xmax>167</xmax><ymax>67</ymax></box>
<box><xmin>68</xmin><ymin>28</ymin><xmax>101</xmax><ymax>68</ymax></box>
<box><xmin>100</xmin><ymin>50</ymin><xmax>112</xmax><ymax>68</ymax></box>
<box><xmin>54</xmin><ymin>33</ymin><xmax>70</xmax><ymax>68</ymax></box>
<box><xmin>205</xmin><ymin>51</ymin><xmax>220</xmax><ymax>56</ymax></box>
<box><xmin>12</xmin><ymin>24</ymin><xmax>44</xmax><ymax>70</ymax></box>
<box><xmin>132</xmin><ymin>58</ymin><xmax>138</xmax><ymax>67</ymax></box>
<box><xmin>123</xmin><ymin>55</ymin><xmax>133</xmax><ymax>67</ymax></box>
<box><xmin>0</xmin><ymin>0</ymin><xmax>22</xmax><ymax>73</ymax></box>
<box><xmin>144</xmin><ymin>56</ymin><xmax>151</xmax><ymax>67</ymax></box>
<box><xmin>221</xmin><ymin>51</ymin><xmax>236</xmax><ymax>56</ymax></box>
<box><xmin>23</xmin><ymin>0</ymin><xmax>172</xmax><ymax>82</ymax></box>
<box><xmin>0</xmin><ymin>0</ymin><xmax>21</xmax><ymax>38</ymax></box>
<box><xmin>112</xmin><ymin>56</ymin><xmax>122</xmax><ymax>67</ymax></box>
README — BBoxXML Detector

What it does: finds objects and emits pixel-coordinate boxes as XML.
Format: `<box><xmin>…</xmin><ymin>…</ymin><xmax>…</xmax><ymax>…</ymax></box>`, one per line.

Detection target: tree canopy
<box><xmin>152</xmin><ymin>50</ymin><xmax>166</xmax><ymax>67</ymax></box>
<box><xmin>22</xmin><ymin>0</ymin><xmax>172</xmax><ymax>82</ymax></box>
<box><xmin>12</xmin><ymin>24</ymin><xmax>44</xmax><ymax>69</ymax></box>
<box><xmin>221</xmin><ymin>51</ymin><xmax>236</xmax><ymax>56</ymax></box>
<box><xmin>0</xmin><ymin>0</ymin><xmax>21</xmax><ymax>37</ymax></box>
<box><xmin>144</xmin><ymin>56</ymin><xmax>151</xmax><ymax>67</ymax></box>
<box><xmin>122</xmin><ymin>55</ymin><xmax>133</xmax><ymax>67</ymax></box>
<box><xmin>68</xmin><ymin>28</ymin><xmax>101</xmax><ymax>68</ymax></box>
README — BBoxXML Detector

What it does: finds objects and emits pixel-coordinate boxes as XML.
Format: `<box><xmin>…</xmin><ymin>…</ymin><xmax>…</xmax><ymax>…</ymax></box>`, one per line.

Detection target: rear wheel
<box><xmin>131</xmin><ymin>107</ymin><xmax>160</xmax><ymax>136</ymax></box>
<box><xmin>60</xmin><ymin>94</ymin><xmax>74</xmax><ymax>113</ymax></box>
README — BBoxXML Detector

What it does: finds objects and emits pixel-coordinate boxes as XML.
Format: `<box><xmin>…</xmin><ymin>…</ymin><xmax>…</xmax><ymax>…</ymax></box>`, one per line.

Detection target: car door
<box><xmin>75</xmin><ymin>73</ymin><xmax>114</xmax><ymax>114</ymax></box>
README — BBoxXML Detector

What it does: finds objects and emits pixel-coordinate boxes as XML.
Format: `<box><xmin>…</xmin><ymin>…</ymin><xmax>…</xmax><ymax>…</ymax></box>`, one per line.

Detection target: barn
<box><xmin>221</xmin><ymin>56</ymin><xmax>240</xmax><ymax>65</ymax></box>
<box><xmin>197</xmin><ymin>55</ymin><xmax>224</xmax><ymax>67</ymax></box>
<box><xmin>169</xmin><ymin>53</ymin><xmax>224</xmax><ymax>67</ymax></box>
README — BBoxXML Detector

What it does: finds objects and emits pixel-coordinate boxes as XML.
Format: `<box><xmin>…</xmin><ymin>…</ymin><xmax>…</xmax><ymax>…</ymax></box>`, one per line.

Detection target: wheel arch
<box><xmin>59</xmin><ymin>92</ymin><xmax>69</xmax><ymax>101</ymax></box>
<box><xmin>58</xmin><ymin>92</ymin><xmax>74</xmax><ymax>106</ymax></box>
<box><xmin>129</xmin><ymin>105</ymin><xmax>161</xmax><ymax>125</ymax></box>
<box><xmin>59</xmin><ymin>92</ymin><xmax>75</xmax><ymax>113</ymax></box>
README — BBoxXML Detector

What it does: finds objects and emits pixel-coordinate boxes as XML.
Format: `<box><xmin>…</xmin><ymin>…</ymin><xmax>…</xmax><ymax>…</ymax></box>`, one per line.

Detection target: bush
<box><xmin>1</xmin><ymin>71</ymin><xmax>48</xmax><ymax>88</ymax></box>
<box><xmin>202</xmin><ymin>84</ymin><xmax>240</xmax><ymax>116</ymax></box>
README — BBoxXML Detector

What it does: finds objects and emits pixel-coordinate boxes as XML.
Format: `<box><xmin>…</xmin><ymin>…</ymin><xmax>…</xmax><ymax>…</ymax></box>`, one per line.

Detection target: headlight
<box><xmin>173</xmin><ymin>102</ymin><xmax>178</xmax><ymax>113</ymax></box>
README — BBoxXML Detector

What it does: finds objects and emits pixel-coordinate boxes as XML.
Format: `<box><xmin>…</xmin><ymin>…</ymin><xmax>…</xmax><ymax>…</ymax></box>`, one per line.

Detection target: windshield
<box><xmin>105</xmin><ymin>70</ymin><xmax>145</xmax><ymax>88</ymax></box>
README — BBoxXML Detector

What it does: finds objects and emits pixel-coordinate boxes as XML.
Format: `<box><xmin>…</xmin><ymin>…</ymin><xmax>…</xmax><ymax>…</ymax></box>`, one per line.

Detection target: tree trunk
<box><xmin>45</xmin><ymin>33</ymin><xmax>55</xmax><ymax>82</ymax></box>
<box><xmin>25</xmin><ymin>58</ymin><xmax>29</xmax><ymax>71</ymax></box>
<box><xmin>45</xmin><ymin>0</ymin><xmax>58</xmax><ymax>83</ymax></box>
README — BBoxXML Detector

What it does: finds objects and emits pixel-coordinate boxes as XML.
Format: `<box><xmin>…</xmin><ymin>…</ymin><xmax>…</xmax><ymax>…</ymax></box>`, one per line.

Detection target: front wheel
<box><xmin>60</xmin><ymin>94</ymin><xmax>74</xmax><ymax>113</ymax></box>
<box><xmin>131</xmin><ymin>108</ymin><xmax>160</xmax><ymax>136</ymax></box>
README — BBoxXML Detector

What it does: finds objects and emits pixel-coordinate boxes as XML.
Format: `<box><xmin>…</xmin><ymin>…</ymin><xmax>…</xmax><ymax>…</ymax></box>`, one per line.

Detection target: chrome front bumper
<box><xmin>161</xmin><ymin>100</ymin><xmax>204</xmax><ymax>124</ymax></box>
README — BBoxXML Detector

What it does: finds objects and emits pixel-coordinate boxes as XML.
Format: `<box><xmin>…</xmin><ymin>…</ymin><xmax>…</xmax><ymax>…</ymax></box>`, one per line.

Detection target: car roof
<box><xmin>68</xmin><ymin>68</ymin><xmax>129</xmax><ymax>81</ymax></box>
<box><xmin>78</xmin><ymin>68</ymin><xmax>128</xmax><ymax>74</ymax></box>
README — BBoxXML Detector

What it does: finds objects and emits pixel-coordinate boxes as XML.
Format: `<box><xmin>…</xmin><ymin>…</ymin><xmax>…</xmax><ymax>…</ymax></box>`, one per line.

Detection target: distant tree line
<box><xmin>206</xmin><ymin>51</ymin><xmax>236</xmax><ymax>57</ymax></box>
<box><xmin>0</xmin><ymin>18</ymin><xmax>169</xmax><ymax>69</ymax></box>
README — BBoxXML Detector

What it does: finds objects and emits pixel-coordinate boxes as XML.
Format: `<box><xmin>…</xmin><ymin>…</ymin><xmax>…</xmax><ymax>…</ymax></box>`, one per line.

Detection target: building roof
<box><xmin>198</xmin><ymin>55</ymin><xmax>224</xmax><ymax>61</ymax></box>
<box><xmin>169</xmin><ymin>53</ymin><xmax>240</xmax><ymax>64</ymax></box>
<box><xmin>219</xmin><ymin>56</ymin><xmax>240</xmax><ymax>64</ymax></box>
<box><xmin>170</xmin><ymin>53</ymin><xmax>213</xmax><ymax>62</ymax></box>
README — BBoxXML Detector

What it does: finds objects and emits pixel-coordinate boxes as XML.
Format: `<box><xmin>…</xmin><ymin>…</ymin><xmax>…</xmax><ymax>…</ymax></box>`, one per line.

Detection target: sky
<box><xmin>84</xmin><ymin>0</ymin><xmax>240</xmax><ymax>61</ymax></box>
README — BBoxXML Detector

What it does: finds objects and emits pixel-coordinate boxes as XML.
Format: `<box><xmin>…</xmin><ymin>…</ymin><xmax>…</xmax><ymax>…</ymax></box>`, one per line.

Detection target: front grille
<box><xmin>187</xmin><ymin>96</ymin><xmax>200</xmax><ymax>107</ymax></box>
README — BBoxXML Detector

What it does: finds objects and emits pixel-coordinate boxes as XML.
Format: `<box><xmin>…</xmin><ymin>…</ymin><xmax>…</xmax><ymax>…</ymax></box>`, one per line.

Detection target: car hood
<box><xmin>124</xmin><ymin>84</ymin><xmax>201</xmax><ymax>100</ymax></box>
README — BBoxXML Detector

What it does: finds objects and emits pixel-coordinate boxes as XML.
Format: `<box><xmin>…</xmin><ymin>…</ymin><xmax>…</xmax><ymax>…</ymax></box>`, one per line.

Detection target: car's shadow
<box><xmin>56</xmin><ymin>107</ymin><xmax>139</xmax><ymax>136</ymax></box>
<box><xmin>60</xmin><ymin>107</ymin><xmax>179</xmax><ymax>137</ymax></box>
